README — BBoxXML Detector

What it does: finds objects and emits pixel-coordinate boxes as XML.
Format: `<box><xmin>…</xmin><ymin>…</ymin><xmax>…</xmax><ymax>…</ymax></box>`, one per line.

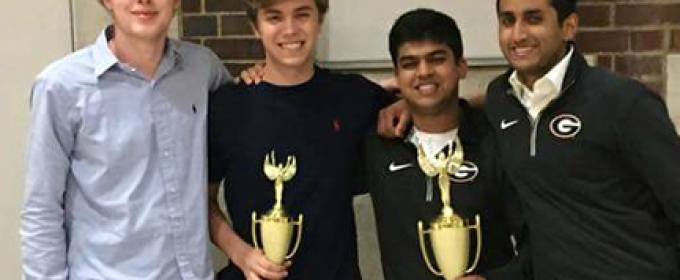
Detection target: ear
<box><xmin>457</xmin><ymin>57</ymin><xmax>468</xmax><ymax>79</ymax></box>
<box><xmin>101</xmin><ymin>0</ymin><xmax>113</xmax><ymax>10</ymax></box>
<box><xmin>562</xmin><ymin>13</ymin><xmax>579</xmax><ymax>41</ymax></box>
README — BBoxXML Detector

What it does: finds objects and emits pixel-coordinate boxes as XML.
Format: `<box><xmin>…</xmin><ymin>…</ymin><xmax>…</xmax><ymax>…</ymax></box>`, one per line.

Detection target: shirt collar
<box><xmin>92</xmin><ymin>26</ymin><xmax>118</xmax><ymax>77</ymax></box>
<box><xmin>508</xmin><ymin>46</ymin><xmax>574</xmax><ymax>98</ymax></box>
<box><xmin>92</xmin><ymin>26</ymin><xmax>183</xmax><ymax>78</ymax></box>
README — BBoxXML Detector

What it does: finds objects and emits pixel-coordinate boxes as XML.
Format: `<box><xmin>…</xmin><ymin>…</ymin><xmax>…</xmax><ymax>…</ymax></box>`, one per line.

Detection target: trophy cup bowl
<box><xmin>252</xmin><ymin>211</ymin><xmax>303</xmax><ymax>264</ymax></box>
<box><xmin>418</xmin><ymin>214</ymin><xmax>482</xmax><ymax>280</ymax></box>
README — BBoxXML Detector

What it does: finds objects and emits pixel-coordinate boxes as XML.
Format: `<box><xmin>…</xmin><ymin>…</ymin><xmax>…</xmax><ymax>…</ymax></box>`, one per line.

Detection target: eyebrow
<box><xmin>262</xmin><ymin>9</ymin><xmax>282</xmax><ymax>15</ymax></box>
<box><xmin>427</xmin><ymin>49</ymin><xmax>449</xmax><ymax>56</ymax></box>
<box><xmin>499</xmin><ymin>8</ymin><xmax>543</xmax><ymax>16</ymax></box>
<box><xmin>262</xmin><ymin>5</ymin><xmax>313</xmax><ymax>15</ymax></box>
<box><xmin>399</xmin><ymin>49</ymin><xmax>448</xmax><ymax>61</ymax></box>
<box><xmin>293</xmin><ymin>5</ymin><xmax>314</xmax><ymax>13</ymax></box>
<box><xmin>524</xmin><ymin>9</ymin><xmax>542</xmax><ymax>16</ymax></box>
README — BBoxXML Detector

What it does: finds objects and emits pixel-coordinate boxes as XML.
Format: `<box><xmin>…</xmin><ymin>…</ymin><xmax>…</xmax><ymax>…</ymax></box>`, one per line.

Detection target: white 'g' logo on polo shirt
<box><xmin>549</xmin><ymin>114</ymin><xmax>582</xmax><ymax>139</ymax></box>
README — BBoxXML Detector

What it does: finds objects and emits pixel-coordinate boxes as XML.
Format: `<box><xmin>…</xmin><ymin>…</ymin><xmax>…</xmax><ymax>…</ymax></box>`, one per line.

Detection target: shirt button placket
<box><xmin>152</xmin><ymin>91</ymin><xmax>193</xmax><ymax>278</ymax></box>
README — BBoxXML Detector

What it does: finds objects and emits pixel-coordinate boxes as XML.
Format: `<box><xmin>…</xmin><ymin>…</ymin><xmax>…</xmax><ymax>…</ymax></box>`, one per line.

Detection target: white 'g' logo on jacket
<box><xmin>549</xmin><ymin>114</ymin><xmax>582</xmax><ymax>139</ymax></box>
<box><xmin>451</xmin><ymin>161</ymin><xmax>479</xmax><ymax>183</ymax></box>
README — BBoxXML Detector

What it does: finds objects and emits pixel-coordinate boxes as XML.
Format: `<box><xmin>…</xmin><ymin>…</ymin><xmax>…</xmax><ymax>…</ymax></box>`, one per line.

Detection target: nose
<box><xmin>511</xmin><ymin>21</ymin><xmax>529</xmax><ymax>42</ymax></box>
<box><xmin>282</xmin><ymin>17</ymin><xmax>299</xmax><ymax>36</ymax></box>
<box><xmin>416</xmin><ymin>61</ymin><xmax>434</xmax><ymax>78</ymax></box>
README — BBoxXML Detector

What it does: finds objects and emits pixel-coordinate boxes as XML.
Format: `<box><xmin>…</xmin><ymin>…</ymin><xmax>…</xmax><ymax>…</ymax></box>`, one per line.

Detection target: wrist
<box><xmin>223</xmin><ymin>237</ymin><xmax>252</xmax><ymax>267</ymax></box>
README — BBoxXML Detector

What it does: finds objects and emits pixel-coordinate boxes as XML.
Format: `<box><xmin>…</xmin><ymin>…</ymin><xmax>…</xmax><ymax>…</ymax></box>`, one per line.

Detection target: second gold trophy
<box><xmin>417</xmin><ymin>137</ymin><xmax>483</xmax><ymax>280</ymax></box>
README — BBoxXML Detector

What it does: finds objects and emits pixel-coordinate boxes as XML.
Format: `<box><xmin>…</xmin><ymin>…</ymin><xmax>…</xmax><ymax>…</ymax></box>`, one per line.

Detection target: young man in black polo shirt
<box><xmin>364</xmin><ymin>9</ymin><xmax>522</xmax><ymax>280</ymax></box>
<box><xmin>206</xmin><ymin>0</ymin><xmax>395</xmax><ymax>279</ymax></box>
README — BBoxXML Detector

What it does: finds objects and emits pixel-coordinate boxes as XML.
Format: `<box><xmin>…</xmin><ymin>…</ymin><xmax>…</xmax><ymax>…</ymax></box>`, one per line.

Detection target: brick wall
<box><xmin>181</xmin><ymin>0</ymin><xmax>680</xmax><ymax>95</ymax></box>
<box><xmin>576</xmin><ymin>0</ymin><xmax>680</xmax><ymax>96</ymax></box>
<box><xmin>181</xmin><ymin>0</ymin><xmax>263</xmax><ymax>76</ymax></box>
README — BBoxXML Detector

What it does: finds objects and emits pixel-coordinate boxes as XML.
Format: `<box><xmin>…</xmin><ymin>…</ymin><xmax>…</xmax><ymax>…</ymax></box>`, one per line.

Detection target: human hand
<box><xmin>465</xmin><ymin>92</ymin><xmax>486</xmax><ymax>108</ymax></box>
<box><xmin>232</xmin><ymin>246</ymin><xmax>289</xmax><ymax>280</ymax></box>
<box><xmin>377</xmin><ymin>99</ymin><xmax>411</xmax><ymax>138</ymax></box>
<box><xmin>238</xmin><ymin>62</ymin><xmax>266</xmax><ymax>85</ymax></box>
<box><xmin>378</xmin><ymin>76</ymin><xmax>399</xmax><ymax>93</ymax></box>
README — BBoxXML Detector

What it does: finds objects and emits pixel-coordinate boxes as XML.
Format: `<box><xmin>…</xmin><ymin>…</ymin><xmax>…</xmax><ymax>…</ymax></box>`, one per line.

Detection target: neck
<box><xmin>108</xmin><ymin>31</ymin><xmax>166</xmax><ymax>79</ymax></box>
<box><xmin>263</xmin><ymin>61</ymin><xmax>315</xmax><ymax>86</ymax></box>
<box><xmin>412</xmin><ymin>102</ymin><xmax>459</xmax><ymax>133</ymax></box>
<box><xmin>518</xmin><ymin>44</ymin><xmax>569</xmax><ymax>90</ymax></box>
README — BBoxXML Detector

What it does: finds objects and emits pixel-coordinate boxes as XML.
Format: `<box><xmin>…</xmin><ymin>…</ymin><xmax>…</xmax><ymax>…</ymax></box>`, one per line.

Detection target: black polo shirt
<box><xmin>208</xmin><ymin>67</ymin><xmax>392</xmax><ymax>280</ymax></box>
<box><xmin>364</xmin><ymin>101</ymin><xmax>522</xmax><ymax>280</ymax></box>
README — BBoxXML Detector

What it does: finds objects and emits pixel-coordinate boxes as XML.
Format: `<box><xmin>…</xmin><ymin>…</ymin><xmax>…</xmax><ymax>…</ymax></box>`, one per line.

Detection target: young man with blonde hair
<box><xmin>22</xmin><ymin>0</ymin><xmax>230</xmax><ymax>279</ymax></box>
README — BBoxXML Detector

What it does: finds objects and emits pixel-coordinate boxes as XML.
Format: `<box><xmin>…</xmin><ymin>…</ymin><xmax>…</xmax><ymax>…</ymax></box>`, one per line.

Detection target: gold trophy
<box><xmin>251</xmin><ymin>151</ymin><xmax>303</xmax><ymax>264</ymax></box>
<box><xmin>417</xmin><ymin>137</ymin><xmax>482</xmax><ymax>280</ymax></box>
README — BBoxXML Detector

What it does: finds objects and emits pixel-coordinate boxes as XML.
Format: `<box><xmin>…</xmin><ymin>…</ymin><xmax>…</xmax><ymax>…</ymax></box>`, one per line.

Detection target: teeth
<box><xmin>416</xmin><ymin>83</ymin><xmax>437</xmax><ymax>94</ymax></box>
<box><xmin>280</xmin><ymin>42</ymin><xmax>303</xmax><ymax>50</ymax></box>
<box><xmin>133</xmin><ymin>12</ymin><xmax>157</xmax><ymax>18</ymax></box>
<box><xmin>513</xmin><ymin>46</ymin><xmax>533</xmax><ymax>56</ymax></box>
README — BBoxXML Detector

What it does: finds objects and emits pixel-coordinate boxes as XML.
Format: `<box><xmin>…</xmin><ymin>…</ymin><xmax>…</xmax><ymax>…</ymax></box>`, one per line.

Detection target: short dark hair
<box><xmin>388</xmin><ymin>8</ymin><xmax>464</xmax><ymax>66</ymax></box>
<box><xmin>242</xmin><ymin>0</ymin><xmax>329</xmax><ymax>23</ymax></box>
<box><xmin>496</xmin><ymin>0</ymin><xmax>578</xmax><ymax>23</ymax></box>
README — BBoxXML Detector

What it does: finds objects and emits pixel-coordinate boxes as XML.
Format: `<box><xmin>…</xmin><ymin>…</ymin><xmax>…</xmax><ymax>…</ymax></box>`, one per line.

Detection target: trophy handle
<box><xmin>465</xmin><ymin>215</ymin><xmax>483</xmax><ymax>274</ymax></box>
<box><xmin>285</xmin><ymin>214</ymin><xmax>304</xmax><ymax>259</ymax></box>
<box><xmin>251</xmin><ymin>212</ymin><xmax>263</xmax><ymax>250</ymax></box>
<box><xmin>417</xmin><ymin>221</ymin><xmax>444</xmax><ymax>277</ymax></box>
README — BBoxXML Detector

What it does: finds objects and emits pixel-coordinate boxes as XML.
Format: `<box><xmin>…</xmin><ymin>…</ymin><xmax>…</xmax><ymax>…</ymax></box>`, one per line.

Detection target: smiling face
<box><xmin>497</xmin><ymin>0</ymin><xmax>577</xmax><ymax>86</ymax></box>
<box><xmin>252</xmin><ymin>0</ymin><xmax>322</xmax><ymax>73</ymax></box>
<box><xmin>102</xmin><ymin>0</ymin><xmax>178</xmax><ymax>42</ymax></box>
<box><xmin>395</xmin><ymin>40</ymin><xmax>467</xmax><ymax>116</ymax></box>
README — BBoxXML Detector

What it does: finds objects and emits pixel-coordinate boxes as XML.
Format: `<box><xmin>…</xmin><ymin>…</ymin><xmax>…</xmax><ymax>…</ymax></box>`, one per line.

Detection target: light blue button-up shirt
<box><xmin>22</xmin><ymin>27</ymin><xmax>231</xmax><ymax>279</ymax></box>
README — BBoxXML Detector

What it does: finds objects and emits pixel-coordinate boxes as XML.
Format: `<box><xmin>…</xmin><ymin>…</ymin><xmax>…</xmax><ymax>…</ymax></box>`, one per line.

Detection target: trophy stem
<box><xmin>273</xmin><ymin>179</ymin><xmax>284</xmax><ymax>212</ymax></box>
<box><xmin>438</xmin><ymin>171</ymin><xmax>455</xmax><ymax>217</ymax></box>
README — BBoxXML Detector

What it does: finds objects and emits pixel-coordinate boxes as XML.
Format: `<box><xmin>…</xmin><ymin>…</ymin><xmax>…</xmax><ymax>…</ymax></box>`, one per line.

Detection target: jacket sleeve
<box><xmin>21</xmin><ymin>76</ymin><xmax>76</xmax><ymax>279</ymax></box>
<box><xmin>482</xmin><ymin>128</ymin><xmax>533</xmax><ymax>280</ymax></box>
<box><xmin>616</xmin><ymin>85</ymin><xmax>680</xmax><ymax>258</ymax></box>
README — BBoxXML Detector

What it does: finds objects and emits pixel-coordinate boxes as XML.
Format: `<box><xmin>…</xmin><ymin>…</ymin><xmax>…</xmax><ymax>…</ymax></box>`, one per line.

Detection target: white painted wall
<box><xmin>317</xmin><ymin>0</ymin><xmax>502</xmax><ymax>69</ymax></box>
<box><xmin>0</xmin><ymin>0</ymin><xmax>73</xmax><ymax>278</ymax></box>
